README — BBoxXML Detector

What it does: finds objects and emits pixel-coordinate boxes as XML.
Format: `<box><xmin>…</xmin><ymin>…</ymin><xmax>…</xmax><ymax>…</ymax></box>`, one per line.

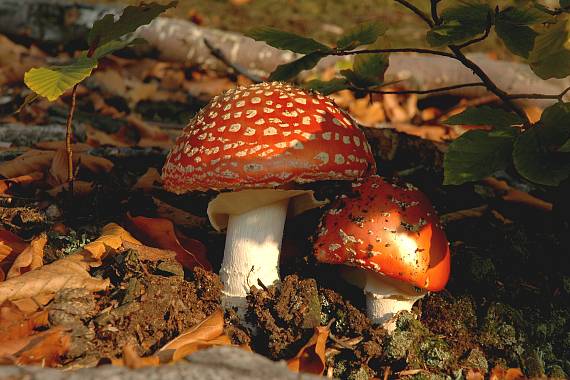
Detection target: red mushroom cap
<box><xmin>162</xmin><ymin>82</ymin><xmax>375</xmax><ymax>193</ymax></box>
<box><xmin>313</xmin><ymin>175</ymin><xmax>450</xmax><ymax>291</ymax></box>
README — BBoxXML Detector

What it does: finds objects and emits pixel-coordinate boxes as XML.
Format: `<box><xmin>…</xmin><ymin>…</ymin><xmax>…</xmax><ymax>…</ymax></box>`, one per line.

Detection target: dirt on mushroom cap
<box><xmin>162</xmin><ymin>82</ymin><xmax>375</xmax><ymax>194</ymax></box>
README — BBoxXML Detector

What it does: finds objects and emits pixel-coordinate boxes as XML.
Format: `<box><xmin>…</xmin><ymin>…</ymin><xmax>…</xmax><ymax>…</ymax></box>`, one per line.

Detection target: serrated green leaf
<box><xmin>336</xmin><ymin>21</ymin><xmax>387</xmax><ymax>50</ymax></box>
<box><xmin>495</xmin><ymin>7</ymin><xmax>545</xmax><ymax>58</ymax></box>
<box><xmin>427</xmin><ymin>0</ymin><xmax>492</xmax><ymax>47</ymax></box>
<box><xmin>513</xmin><ymin>102</ymin><xmax>570</xmax><ymax>186</ymax></box>
<box><xmin>246</xmin><ymin>27</ymin><xmax>330</xmax><ymax>54</ymax></box>
<box><xmin>340</xmin><ymin>37</ymin><xmax>389</xmax><ymax>88</ymax></box>
<box><xmin>444</xmin><ymin>130</ymin><xmax>515</xmax><ymax>185</ymax></box>
<box><xmin>444</xmin><ymin>106</ymin><xmax>524</xmax><ymax>128</ymax></box>
<box><xmin>92</xmin><ymin>38</ymin><xmax>145</xmax><ymax>59</ymax></box>
<box><xmin>24</xmin><ymin>57</ymin><xmax>98</xmax><ymax>101</ymax></box>
<box><xmin>303</xmin><ymin>78</ymin><xmax>350</xmax><ymax>95</ymax></box>
<box><xmin>88</xmin><ymin>1</ymin><xmax>176</xmax><ymax>48</ymax></box>
<box><xmin>529</xmin><ymin>17</ymin><xmax>570</xmax><ymax>79</ymax></box>
<box><xmin>269</xmin><ymin>52</ymin><xmax>324</xmax><ymax>81</ymax></box>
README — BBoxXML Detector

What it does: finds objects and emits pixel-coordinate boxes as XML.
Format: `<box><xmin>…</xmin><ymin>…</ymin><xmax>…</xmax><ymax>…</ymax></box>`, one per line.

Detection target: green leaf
<box><xmin>269</xmin><ymin>52</ymin><xmax>325</xmax><ymax>81</ymax></box>
<box><xmin>495</xmin><ymin>7</ymin><xmax>544</xmax><ymax>58</ymax></box>
<box><xmin>336</xmin><ymin>21</ymin><xmax>387</xmax><ymax>50</ymax></box>
<box><xmin>444</xmin><ymin>106</ymin><xmax>524</xmax><ymax>128</ymax></box>
<box><xmin>529</xmin><ymin>17</ymin><xmax>570</xmax><ymax>79</ymax></box>
<box><xmin>340</xmin><ymin>37</ymin><xmax>390</xmax><ymax>88</ymax></box>
<box><xmin>444</xmin><ymin>130</ymin><xmax>516</xmax><ymax>185</ymax></box>
<box><xmin>88</xmin><ymin>1</ymin><xmax>177</xmax><ymax>48</ymax></box>
<box><xmin>559</xmin><ymin>138</ymin><xmax>570</xmax><ymax>152</ymax></box>
<box><xmin>24</xmin><ymin>57</ymin><xmax>98</xmax><ymax>101</ymax></box>
<box><xmin>91</xmin><ymin>38</ymin><xmax>145</xmax><ymax>59</ymax></box>
<box><xmin>303</xmin><ymin>78</ymin><xmax>350</xmax><ymax>95</ymax></box>
<box><xmin>427</xmin><ymin>0</ymin><xmax>493</xmax><ymax>47</ymax></box>
<box><xmin>561</xmin><ymin>0</ymin><xmax>570</xmax><ymax>8</ymax></box>
<box><xmin>246</xmin><ymin>27</ymin><xmax>330</xmax><ymax>54</ymax></box>
<box><xmin>513</xmin><ymin>102</ymin><xmax>570</xmax><ymax>186</ymax></box>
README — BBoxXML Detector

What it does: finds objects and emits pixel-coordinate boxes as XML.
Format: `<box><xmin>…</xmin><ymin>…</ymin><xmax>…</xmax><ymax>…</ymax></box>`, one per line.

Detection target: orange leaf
<box><xmin>82</xmin><ymin>223</ymin><xmax>141</xmax><ymax>262</ymax></box>
<box><xmin>0</xmin><ymin>172</ymin><xmax>43</xmax><ymax>195</ymax></box>
<box><xmin>489</xmin><ymin>367</ymin><xmax>526</xmax><ymax>380</ymax></box>
<box><xmin>133</xmin><ymin>167</ymin><xmax>162</xmax><ymax>192</ymax></box>
<box><xmin>127</xmin><ymin>215</ymin><xmax>211</xmax><ymax>271</ymax></box>
<box><xmin>0</xmin><ymin>302</ymin><xmax>49</xmax><ymax>342</ymax></box>
<box><xmin>15</xmin><ymin>326</ymin><xmax>70</xmax><ymax>366</ymax></box>
<box><xmin>287</xmin><ymin>325</ymin><xmax>330</xmax><ymax>375</ymax></box>
<box><xmin>0</xmin><ymin>150</ymin><xmax>55</xmax><ymax>178</ymax></box>
<box><xmin>121</xmin><ymin>344</ymin><xmax>160</xmax><ymax>369</ymax></box>
<box><xmin>0</xmin><ymin>230</ymin><xmax>27</xmax><ymax>282</ymax></box>
<box><xmin>159</xmin><ymin>309</ymin><xmax>231</xmax><ymax>362</ymax></box>
<box><xmin>6</xmin><ymin>233</ymin><xmax>47</xmax><ymax>279</ymax></box>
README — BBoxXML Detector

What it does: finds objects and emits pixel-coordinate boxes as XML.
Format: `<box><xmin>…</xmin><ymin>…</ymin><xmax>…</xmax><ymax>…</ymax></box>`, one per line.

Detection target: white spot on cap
<box><xmin>290</xmin><ymin>139</ymin><xmax>304</xmax><ymax>149</ymax></box>
<box><xmin>222</xmin><ymin>113</ymin><xmax>231</xmax><ymax>120</ymax></box>
<box><xmin>223</xmin><ymin>104</ymin><xmax>232</xmax><ymax>111</ymax></box>
<box><xmin>275</xmin><ymin>142</ymin><xmax>287</xmax><ymax>148</ymax></box>
<box><xmin>353</xmin><ymin>136</ymin><xmax>361</xmax><ymax>146</ymax></box>
<box><xmin>314</xmin><ymin>152</ymin><xmax>329</xmax><ymax>164</ymax></box>
<box><xmin>295</xmin><ymin>97</ymin><xmax>307</xmax><ymax>105</ymax></box>
<box><xmin>246</xmin><ymin>109</ymin><xmax>257</xmax><ymax>118</ymax></box>
<box><xmin>264</xmin><ymin>107</ymin><xmax>275</xmax><ymax>114</ymax></box>
<box><xmin>264</xmin><ymin>127</ymin><xmax>278</xmax><ymax>136</ymax></box>
<box><xmin>244</xmin><ymin>127</ymin><xmax>256</xmax><ymax>136</ymax></box>
<box><xmin>229</xmin><ymin>124</ymin><xmax>241</xmax><ymax>132</ymax></box>
<box><xmin>234</xmin><ymin>111</ymin><xmax>242</xmax><ymax>118</ymax></box>
<box><xmin>251</xmin><ymin>97</ymin><xmax>261</xmax><ymax>104</ymax></box>
<box><xmin>236</xmin><ymin>100</ymin><xmax>245</xmax><ymax>108</ymax></box>
<box><xmin>255</xmin><ymin>119</ymin><xmax>265</xmax><ymax>125</ymax></box>
<box><xmin>343</xmin><ymin>136</ymin><xmax>351</xmax><ymax>144</ymax></box>
<box><xmin>322</xmin><ymin>132</ymin><xmax>332</xmax><ymax>140</ymax></box>
<box><xmin>335</xmin><ymin>154</ymin><xmax>345</xmax><ymax>164</ymax></box>
<box><xmin>244</xmin><ymin>163</ymin><xmax>263</xmax><ymax>172</ymax></box>
<box><xmin>302</xmin><ymin>116</ymin><xmax>311</xmax><ymax>125</ymax></box>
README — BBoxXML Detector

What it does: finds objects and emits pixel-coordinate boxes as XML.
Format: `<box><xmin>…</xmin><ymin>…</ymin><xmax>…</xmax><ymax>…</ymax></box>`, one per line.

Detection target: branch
<box><xmin>394</xmin><ymin>0</ymin><xmax>434</xmax><ymax>27</ymax></box>
<box><xmin>351</xmin><ymin>82</ymin><xmax>485</xmax><ymax>95</ymax></box>
<box><xmin>430</xmin><ymin>0</ymin><xmax>441</xmax><ymax>25</ymax></box>
<box><xmin>203</xmin><ymin>38</ymin><xmax>263</xmax><ymax>83</ymax></box>
<box><xmin>508</xmin><ymin>85</ymin><xmax>570</xmax><ymax>101</ymax></box>
<box><xmin>333</xmin><ymin>48</ymin><xmax>457</xmax><ymax>60</ymax></box>
<box><xmin>454</xmin><ymin>16</ymin><xmax>492</xmax><ymax>50</ymax></box>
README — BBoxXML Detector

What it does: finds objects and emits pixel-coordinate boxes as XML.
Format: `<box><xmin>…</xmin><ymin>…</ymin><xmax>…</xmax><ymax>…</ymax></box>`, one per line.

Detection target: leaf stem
<box><xmin>350</xmin><ymin>82</ymin><xmax>485</xmax><ymax>95</ymax></box>
<box><xmin>430</xmin><ymin>0</ymin><xmax>441</xmax><ymax>25</ymax></box>
<box><xmin>65</xmin><ymin>84</ymin><xmax>78</xmax><ymax>184</ymax></box>
<box><xmin>507</xmin><ymin>85</ymin><xmax>570</xmax><ymax>101</ymax></box>
<box><xmin>332</xmin><ymin>48</ymin><xmax>457</xmax><ymax>60</ymax></box>
<box><xmin>394</xmin><ymin>0</ymin><xmax>434</xmax><ymax>27</ymax></box>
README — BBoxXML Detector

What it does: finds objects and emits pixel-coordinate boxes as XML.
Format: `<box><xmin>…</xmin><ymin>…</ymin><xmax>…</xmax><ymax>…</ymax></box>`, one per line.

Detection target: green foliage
<box><xmin>529</xmin><ymin>18</ymin><xmax>570</xmax><ymax>79</ymax></box>
<box><xmin>426</xmin><ymin>0</ymin><xmax>493</xmax><ymax>47</ymax></box>
<box><xmin>269</xmin><ymin>52</ymin><xmax>326</xmax><ymax>81</ymax></box>
<box><xmin>25</xmin><ymin>2</ymin><xmax>175</xmax><ymax>102</ymax></box>
<box><xmin>88</xmin><ymin>1</ymin><xmax>177</xmax><ymax>48</ymax></box>
<box><xmin>303</xmin><ymin>78</ymin><xmax>350</xmax><ymax>95</ymax></box>
<box><xmin>340</xmin><ymin>38</ymin><xmax>390</xmax><ymax>87</ymax></box>
<box><xmin>336</xmin><ymin>21</ymin><xmax>386</xmax><ymax>50</ymax></box>
<box><xmin>444</xmin><ymin>106</ymin><xmax>524</xmax><ymax>128</ymax></box>
<box><xmin>495</xmin><ymin>7</ymin><xmax>542</xmax><ymax>58</ymax></box>
<box><xmin>246</xmin><ymin>27</ymin><xmax>331</xmax><ymax>54</ymax></box>
<box><xmin>24</xmin><ymin>57</ymin><xmax>98</xmax><ymax>101</ymax></box>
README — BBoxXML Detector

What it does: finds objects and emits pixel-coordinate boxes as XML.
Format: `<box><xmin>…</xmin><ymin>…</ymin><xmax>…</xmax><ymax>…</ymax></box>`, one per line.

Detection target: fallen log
<box><xmin>1</xmin><ymin>0</ymin><xmax>568</xmax><ymax>108</ymax></box>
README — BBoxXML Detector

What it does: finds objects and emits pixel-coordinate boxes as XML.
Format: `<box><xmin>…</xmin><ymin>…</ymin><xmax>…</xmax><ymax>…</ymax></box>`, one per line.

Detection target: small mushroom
<box><xmin>313</xmin><ymin>175</ymin><xmax>450</xmax><ymax>330</ymax></box>
<box><xmin>162</xmin><ymin>82</ymin><xmax>375</xmax><ymax>312</ymax></box>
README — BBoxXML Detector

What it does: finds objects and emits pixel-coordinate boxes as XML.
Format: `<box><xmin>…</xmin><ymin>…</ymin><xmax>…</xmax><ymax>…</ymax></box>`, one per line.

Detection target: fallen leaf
<box><xmin>85</xmin><ymin>125</ymin><xmax>129</xmax><ymax>147</ymax></box>
<box><xmin>126</xmin><ymin>115</ymin><xmax>171</xmax><ymax>147</ymax></box>
<box><xmin>489</xmin><ymin>366</ymin><xmax>526</xmax><ymax>380</ymax></box>
<box><xmin>48</xmin><ymin>149</ymin><xmax>69</xmax><ymax>185</ymax></box>
<box><xmin>183</xmin><ymin>76</ymin><xmax>234</xmax><ymax>101</ymax></box>
<box><xmin>121</xmin><ymin>344</ymin><xmax>160</xmax><ymax>369</ymax></box>
<box><xmin>287</xmin><ymin>325</ymin><xmax>330</xmax><ymax>375</ymax></box>
<box><xmin>127</xmin><ymin>215</ymin><xmax>211</xmax><ymax>271</ymax></box>
<box><xmin>133</xmin><ymin>167</ymin><xmax>162</xmax><ymax>192</ymax></box>
<box><xmin>159</xmin><ymin>309</ymin><xmax>232</xmax><ymax>362</ymax></box>
<box><xmin>0</xmin><ymin>252</ymin><xmax>110</xmax><ymax>305</ymax></box>
<box><xmin>6</xmin><ymin>233</ymin><xmax>47</xmax><ymax>279</ymax></box>
<box><xmin>0</xmin><ymin>230</ymin><xmax>27</xmax><ymax>282</ymax></box>
<box><xmin>0</xmin><ymin>302</ymin><xmax>49</xmax><ymax>342</ymax></box>
<box><xmin>82</xmin><ymin>223</ymin><xmax>141</xmax><ymax>262</ymax></box>
<box><xmin>348</xmin><ymin>97</ymin><xmax>385</xmax><ymax>125</ymax></box>
<box><xmin>483</xmin><ymin>178</ymin><xmax>553</xmax><ymax>212</ymax></box>
<box><xmin>47</xmin><ymin>181</ymin><xmax>94</xmax><ymax>197</ymax></box>
<box><xmin>0</xmin><ymin>150</ymin><xmax>55</xmax><ymax>178</ymax></box>
<box><xmin>121</xmin><ymin>241</ymin><xmax>176</xmax><ymax>262</ymax></box>
<box><xmin>466</xmin><ymin>369</ymin><xmax>485</xmax><ymax>380</ymax></box>
<box><xmin>153</xmin><ymin>198</ymin><xmax>209</xmax><ymax>230</ymax></box>
<box><xmin>10</xmin><ymin>326</ymin><xmax>70</xmax><ymax>367</ymax></box>
<box><xmin>34</xmin><ymin>141</ymin><xmax>91</xmax><ymax>153</ymax></box>
<box><xmin>0</xmin><ymin>172</ymin><xmax>44</xmax><ymax>195</ymax></box>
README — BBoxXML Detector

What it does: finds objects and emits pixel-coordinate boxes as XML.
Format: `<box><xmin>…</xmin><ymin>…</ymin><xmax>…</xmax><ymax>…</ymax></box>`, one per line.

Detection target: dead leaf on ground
<box><xmin>34</xmin><ymin>141</ymin><xmax>91</xmax><ymax>153</ymax></box>
<box><xmin>121</xmin><ymin>241</ymin><xmax>176</xmax><ymax>262</ymax></box>
<box><xmin>0</xmin><ymin>301</ymin><xmax>49</xmax><ymax>342</ymax></box>
<box><xmin>183</xmin><ymin>75</ymin><xmax>234</xmax><ymax>100</ymax></box>
<box><xmin>158</xmin><ymin>309</ymin><xmax>232</xmax><ymax>362</ymax></box>
<box><xmin>489</xmin><ymin>366</ymin><xmax>526</xmax><ymax>380</ymax></box>
<box><xmin>47</xmin><ymin>180</ymin><xmax>94</xmax><ymax>197</ymax></box>
<box><xmin>153</xmin><ymin>198</ymin><xmax>209</xmax><ymax>230</ymax></box>
<box><xmin>6</xmin><ymin>233</ymin><xmax>47</xmax><ymax>279</ymax></box>
<box><xmin>85</xmin><ymin>125</ymin><xmax>129</xmax><ymax>147</ymax></box>
<box><xmin>126</xmin><ymin>215</ymin><xmax>211</xmax><ymax>271</ymax></box>
<box><xmin>0</xmin><ymin>172</ymin><xmax>44</xmax><ymax>195</ymax></box>
<box><xmin>0</xmin><ymin>150</ymin><xmax>55</xmax><ymax>178</ymax></box>
<box><xmin>0</xmin><ymin>325</ymin><xmax>71</xmax><ymax>367</ymax></box>
<box><xmin>0</xmin><ymin>251</ymin><xmax>110</xmax><ymax>305</ymax></box>
<box><xmin>82</xmin><ymin>223</ymin><xmax>141</xmax><ymax>262</ymax></box>
<box><xmin>348</xmin><ymin>97</ymin><xmax>386</xmax><ymax>125</ymax></box>
<box><xmin>115</xmin><ymin>344</ymin><xmax>160</xmax><ymax>369</ymax></box>
<box><xmin>133</xmin><ymin>167</ymin><xmax>162</xmax><ymax>192</ymax></box>
<box><xmin>0</xmin><ymin>230</ymin><xmax>28</xmax><ymax>282</ymax></box>
<box><xmin>126</xmin><ymin>115</ymin><xmax>172</xmax><ymax>148</ymax></box>
<box><xmin>287</xmin><ymin>325</ymin><xmax>330</xmax><ymax>375</ymax></box>
<box><xmin>483</xmin><ymin>178</ymin><xmax>553</xmax><ymax>212</ymax></box>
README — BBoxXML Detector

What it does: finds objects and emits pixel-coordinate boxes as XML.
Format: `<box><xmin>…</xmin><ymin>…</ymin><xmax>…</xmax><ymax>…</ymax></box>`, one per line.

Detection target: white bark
<box><xmin>219</xmin><ymin>198</ymin><xmax>289</xmax><ymax>310</ymax></box>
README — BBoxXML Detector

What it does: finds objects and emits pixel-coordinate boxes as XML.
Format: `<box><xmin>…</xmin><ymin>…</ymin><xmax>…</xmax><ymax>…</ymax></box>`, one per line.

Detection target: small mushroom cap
<box><xmin>162</xmin><ymin>82</ymin><xmax>375</xmax><ymax>194</ymax></box>
<box><xmin>313</xmin><ymin>175</ymin><xmax>450</xmax><ymax>291</ymax></box>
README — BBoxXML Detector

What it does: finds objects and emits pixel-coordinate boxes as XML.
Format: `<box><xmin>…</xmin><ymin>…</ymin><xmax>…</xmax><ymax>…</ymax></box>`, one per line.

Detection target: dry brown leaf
<box><xmin>91</xmin><ymin>70</ymin><xmax>128</xmax><ymax>98</ymax></box>
<box><xmin>121</xmin><ymin>241</ymin><xmax>176</xmax><ymax>262</ymax></box>
<box><xmin>10</xmin><ymin>293</ymin><xmax>55</xmax><ymax>314</ymax></box>
<box><xmin>48</xmin><ymin>149</ymin><xmax>69</xmax><ymax>185</ymax></box>
<box><xmin>348</xmin><ymin>97</ymin><xmax>386</xmax><ymax>125</ymax></box>
<box><xmin>85</xmin><ymin>125</ymin><xmax>129</xmax><ymax>147</ymax></box>
<box><xmin>0</xmin><ymin>251</ymin><xmax>110</xmax><ymax>305</ymax></box>
<box><xmin>11</xmin><ymin>326</ymin><xmax>70</xmax><ymax>367</ymax></box>
<box><xmin>483</xmin><ymin>178</ymin><xmax>553</xmax><ymax>212</ymax></box>
<box><xmin>6</xmin><ymin>234</ymin><xmax>47</xmax><ymax>279</ymax></box>
<box><xmin>34</xmin><ymin>141</ymin><xmax>91</xmax><ymax>153</ymax></box>
<box><xmin>0</xmin><ymin>150</ymin><xmax>55</xmax><ymax>178</ymax></box>
<box><xmin>287</xmin><ymin>325</ymin><xmax>329</xmax><ymax>375</ymax></box>
<box><xmin>133</xmin><ymin>168</ymin><xmax>162</xmax><ymax>192</ymax></box>
<box><xmin>466</xmin><ymin>368</ymin><xmax>485</xmax><ymax>380</ymax></box>
<box><xmin>127</xmin><ymin>115</ymin><xmax>171</xmax><ymax>144</ymax></box>
<box><xmin>153</xmin><ymin>198</ymin><xmax>208</xmax><ymax>230</ymax></box>
<box><xmin>0</xmin><ymin>230</ymin><xmax>27</xmax><ymax>282</ymax></box>
<box><xmin>82</xmin><ymin>223</ymin><xmax>141</xmax><ymax>261</ymax></box>
<box><xmin>383</xmin><ymin>93</ymin><xmax>412</xmax><ymax>122</ymax></box>
<box><xmin>121</xmin><ymin>344</ymin><xmax>160</xmax><ymax>369</ymax></box>
<box><xmin>127</xmin><ymin>215</ymin><xmax>211</xmax><ymax>271</ymax></box>
<box><xmin>47</xmin><ymin>181</ymin><xmax>94</xmax><ymax>197</ymax></box>
<box><xmin>77</xmin><ymin>153</ymin><xmax>114</xmax><ymax>174</ymax></box>
<box><xmin>489</xmin><ymin>366</ymin><xmax>526</xmax><ymax>380</ymax></box>
<box><xmin>0</xmin><ymin>35</ymin><xmax>45</xmax><ymax>85</ymax></box>
<box><xmin>159</xmin><ymin>309</ymin><xmax>231</xmax><ymax>362</ymax></box>
<box><xmin>0</xmin><ymin>172</ymin><xmax>44</xmax><ymax>195</ymax></box>
<box><xmin>0</xmin><ymin>302</ymin><xmax>49</xmax><ymax>342</ymax></box>
<box><xmin>183</xmin><ymin>76</ymin><xmax>234</xmax><ymax>100</ymax></box>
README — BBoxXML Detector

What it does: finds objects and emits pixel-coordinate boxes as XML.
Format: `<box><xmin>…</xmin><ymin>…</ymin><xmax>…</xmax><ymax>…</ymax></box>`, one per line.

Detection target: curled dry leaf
<box><xmin>153</xmin><ymin>198</ymin><xmax>209</xmax><ymax>230</ymax></box>
<box><xmin>489</xmin><ymin>366</ymin><xmax>525</xmax><ymax>380</ymax></box>
<box><xmin>287</xmin><ymin>325</ymin><xmax>330</xmax><ymax>375</ymax></box>
<box><xmin>121</xmin><ymin>240</ymin><xmax>176</xmax><ymax>262</ymax></box>
<box><xmin>118</xmin><ymin>344</ymin><xmax>160</xmax><ymax>369</ymax></box>
<box><xmin>0</xmin><ymin>251</ymin><xmax>110</xmax><ymax>305</ymax></box>
<box><xmin>133</xmin><ymin>167</ymin><xmax>162</xmax><ymax>192</ymax></box>
<box><xmin>126</xmin><ymin>115</ymin><xmax>172</xmax><ymax>149</ymax></box>
<box><xmin>6</xmin><ymin>233</ymin><xmax>47</xmax><ymax>279</ymax></box>
<box><xmin>0</xmin><ymin>150</ymin><xmax>55</xmax><ymax>178</ymax></box>
<box><xmin>483</xmin><ymin>178</ymin><xmax>553</xmax><ymax>212</ymax></box>
<box><xmin>127</xmin><ymin>215</ymin><xmax>211</xmax><ymax>271</ymax></box>
<box><xmin>158</xmin><ymin>309</ymin><xmax>232</xmax><ymax>362</ymax></box>
<box><xmin>0</xmin><ymin>301</ymin><xmax>49</xmax><ymax>342</ymax></box>
<box><xmin>0</xmin><ymin>230</ymin><xmax>28</xmax><ymax>282</ymax></box>
<box><xmin>82</xmin><ymin>223</ymin><xmax>141</xmax><ymax>262</ymax></box>
<box><xmin>3</xmin><ymin>325</ymin><xmax>71</xmax><ymax>367</ymax></box>
<box><xmin>0</xmin><ymin>172</ymin><xmax>44</xmax><ymax>195</ymax></box>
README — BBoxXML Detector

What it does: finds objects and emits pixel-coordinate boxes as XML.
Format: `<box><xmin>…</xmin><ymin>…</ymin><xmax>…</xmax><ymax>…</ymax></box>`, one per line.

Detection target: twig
<box><xmin>351</xmin><ymin>82</ymin><xmax>485</xmax><ymax>95</ymax></box>
<box><xmin>203</xmin><ymin>38</ymin><xmax>263</xmax><ymax>83</ymax></box>
<box><xmin>394</xmin><ymin>0</ymin><xmax>434</xmax><ymax>27</ymax></box>
<box><xmin>508</xmin><ymin>85</ymin><xmax>570</xmax><ymax>101</ymax></box>
<box><xmin>454</xmin><ymin>16</ymin><xmax>492</xmax><ymax>50</ymax></box>
<box><xmin>430</xmin><ymin>0</ymin><xmax>441</xmax><ymax>25</ymax></box>
<box><xmin>65</xmin><ymin>84</ymin><xmax>78</xmax><ymax>183</ymax></box>
<box><xmin>333</xmin><ymin>47</ymin><xmax>457</xmax><ymax>60</ymax></box>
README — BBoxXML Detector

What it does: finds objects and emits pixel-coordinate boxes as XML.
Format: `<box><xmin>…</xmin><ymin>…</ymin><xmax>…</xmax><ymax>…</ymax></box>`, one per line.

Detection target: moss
<box><xmin>462</xmin><ymin>348</ymin><xmax>488</xmax><ymax>372</ymax></box>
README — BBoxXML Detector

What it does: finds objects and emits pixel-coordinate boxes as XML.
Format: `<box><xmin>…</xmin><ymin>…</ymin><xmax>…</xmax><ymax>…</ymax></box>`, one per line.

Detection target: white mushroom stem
<box><xmin>219</xmin><ymin>198</ymin><xmax>289</xmax><ymax>311</ymax></box>
<box><xmin>342</xmin><ymin>268</ymin><xmax>426</xmax><ymax>332</ymax></box>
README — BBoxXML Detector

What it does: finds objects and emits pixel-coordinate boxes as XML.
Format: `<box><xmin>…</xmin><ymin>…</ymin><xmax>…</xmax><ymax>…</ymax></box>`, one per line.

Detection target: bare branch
<box><xmin>430</xmin><ymin>0</ymin><xmax>441</xmax><ymax>25</ymax></box>
<box><xmin>351</xmin><ymin>82</ymin><xmax>485</xmax><ymax>95</ymax></box>
<box><xmin>394</xmin><ymin>0</ymin><xmax>434</xmax><ymax>27</ymax></box>
<box><xmin>333</xmin><ymin>47</ymin><xmax>457</xmax><ymax>60</ymax></box>
<box><xmin>454</xmin><ymin>15</ymin><xmax>492</xmax><ymax>50</ymax></box>
<box><xmin>203</xmin><ymin>38</ymin><xmax>263</xmax><ymax>83</ymax></box>
<box><xmin>507</xmin><ymin>85</ymin><xmax>570</xmax><ymax>101</ymax></box>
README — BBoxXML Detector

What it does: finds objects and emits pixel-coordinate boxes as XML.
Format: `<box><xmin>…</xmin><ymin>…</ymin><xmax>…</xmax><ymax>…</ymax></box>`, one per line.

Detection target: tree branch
<box><xmin>507</xmin><ymin>85</ymin><xmax>570</xmax><ymax>101</ymax></box>
<box><xmin>333</xmin><ymin>47</ymin><xmax>457</xmax><ymax>60</ymax></box>
<box><xmin>351</xmin><ymin>82</ymin><xmax>485</xmax><ymax>95</ymax></box>
<box><xmin>430</xmin><ymin>0</ymin><xmax>441</xmax><ymax>25</ymax></box>
<box><xmin>454</xmin><ymin>16</ymin><xmax>492</xmax><ymax>50</ymax></box>
<box><xmin>203</xmin><ymin>38</ymin><xmax>263</xmax><ymax>83</ymax></box>
<box><xmin>394</xmin><ymin>0</ymin><xmax>434</xmax><ymax>27</ymax></box>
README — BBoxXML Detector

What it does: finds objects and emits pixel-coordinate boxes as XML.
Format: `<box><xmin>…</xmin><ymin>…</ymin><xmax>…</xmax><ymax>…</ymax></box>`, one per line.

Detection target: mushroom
<box><xmin>313</xmin><ymin>175</ymin><xmax>450</xmax><ymax>330</ymax></box>
<box><xmin>162</xmin><ymin>82</ymin><xmax>375</xmax><ymax>311</ymax></box>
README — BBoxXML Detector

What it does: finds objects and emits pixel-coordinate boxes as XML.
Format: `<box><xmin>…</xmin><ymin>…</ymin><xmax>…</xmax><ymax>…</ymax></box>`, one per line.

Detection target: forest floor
<box><xmin>0</xmin><ymin>1</ymin><xmax>568</xmax><ymax>379</ymax></box>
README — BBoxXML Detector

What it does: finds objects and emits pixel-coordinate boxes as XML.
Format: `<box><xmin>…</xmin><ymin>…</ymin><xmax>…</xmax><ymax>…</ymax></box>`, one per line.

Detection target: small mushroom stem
<box><xmin>219</xmin><ymin>198</ymin><xmax>289</xmax><ymax>311</ymax></box>
<box><xmin>342</xmin><ymin>268</ymin><xmax>426</xmax><ymax>332</ymax></box>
